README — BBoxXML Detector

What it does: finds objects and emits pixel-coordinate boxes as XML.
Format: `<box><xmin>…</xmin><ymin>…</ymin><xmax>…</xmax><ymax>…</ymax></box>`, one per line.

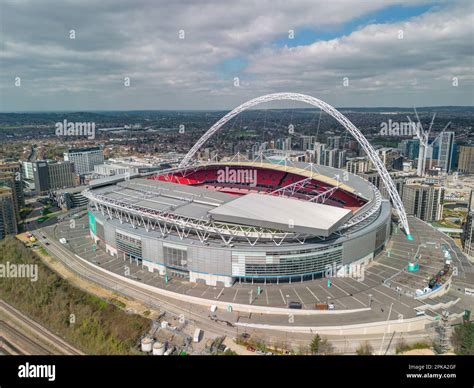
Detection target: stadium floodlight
<box><xmin>180</xmin><ymin>93</ymin><xmax>412</xmax><ymax>239</ymax></box>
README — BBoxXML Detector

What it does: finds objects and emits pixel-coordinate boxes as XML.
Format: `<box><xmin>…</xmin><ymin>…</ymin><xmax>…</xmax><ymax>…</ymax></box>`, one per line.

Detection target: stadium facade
<box><xmin>84</xmin><ymin>160</ymin><xmax>392</xmax><ymax>287</ymax></box>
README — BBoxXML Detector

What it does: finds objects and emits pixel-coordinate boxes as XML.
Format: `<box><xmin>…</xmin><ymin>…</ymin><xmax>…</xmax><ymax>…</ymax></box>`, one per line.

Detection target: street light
<box><xmin>379</xmin><ymin>302</ymin><xmax>394</xmax><ymax>355</ymax></box>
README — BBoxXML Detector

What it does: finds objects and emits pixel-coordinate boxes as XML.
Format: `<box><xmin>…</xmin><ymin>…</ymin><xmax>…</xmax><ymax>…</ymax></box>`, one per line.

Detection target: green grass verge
<box><xmin>0</xmin><ymin>237</ymin><xmax>150</xmax><ymax>355</ymax></box>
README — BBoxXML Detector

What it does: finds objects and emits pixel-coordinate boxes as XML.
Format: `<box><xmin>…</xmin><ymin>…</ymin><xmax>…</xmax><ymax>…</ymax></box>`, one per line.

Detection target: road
<box><xmin>30</xmin><ymin>225</ymin><xmax>438</xmax><ymax>354</ymax></box>
<box><xmin>32</xmin><ymin>227</ymin><xmax>242</xmax><ymax>344</ymax></box>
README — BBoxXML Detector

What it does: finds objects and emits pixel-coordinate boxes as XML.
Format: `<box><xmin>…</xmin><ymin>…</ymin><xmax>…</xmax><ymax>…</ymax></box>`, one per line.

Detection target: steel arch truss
<box><xmin>179</xmin><ymin>92</ymin><xmax>411</xmax><ymax>237</ymax></box>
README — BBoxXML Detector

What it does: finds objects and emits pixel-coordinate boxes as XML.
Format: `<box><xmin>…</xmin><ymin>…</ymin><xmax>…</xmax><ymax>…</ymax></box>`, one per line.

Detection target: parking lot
<box><xmin>38</xmin><ymin>211</ymin><xmax>463</xmax><ymax>321</ymax></box>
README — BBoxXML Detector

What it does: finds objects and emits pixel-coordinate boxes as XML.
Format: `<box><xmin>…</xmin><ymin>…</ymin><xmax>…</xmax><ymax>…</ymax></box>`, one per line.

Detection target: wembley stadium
<box><xmin>81</xmin><ymin>93</ymin><xmax>413</xmax><ymax>288</ymax></box>
<box><xmin>83</xmin><ymin>159</ymin><xmax>391</xmax><ymax>287</ymax></box>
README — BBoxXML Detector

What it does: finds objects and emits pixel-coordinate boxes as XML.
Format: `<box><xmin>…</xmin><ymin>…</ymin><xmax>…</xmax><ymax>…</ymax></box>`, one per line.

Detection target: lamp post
<box><xmin>379</xmin><ymin>302</ymin><xmax>394</xmax><ymax>355</ymax></box>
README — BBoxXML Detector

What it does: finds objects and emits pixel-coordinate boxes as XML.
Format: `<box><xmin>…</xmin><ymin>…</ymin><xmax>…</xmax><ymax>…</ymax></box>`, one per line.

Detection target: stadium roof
<box><xmin>210</xmin><ymin>161</ymin><xmax>357</xmax><ymax>194</ymax></box>
<box><xmin>209</xmin><ymin>193</ymin><xmax>352</xmax><ymax>236</ymax></box>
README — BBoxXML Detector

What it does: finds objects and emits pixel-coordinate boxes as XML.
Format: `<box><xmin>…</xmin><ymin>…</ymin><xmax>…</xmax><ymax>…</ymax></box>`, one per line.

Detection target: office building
<box><xmin>463</xmin><ymin>212</ymin><xmax>474</xmax><ymax>257</ymax></box>
<box><xmin>437</xmin><ymin>131</ymin><xmax>455</xmax><ymax>173</ymax></box>
<box><xmin>462</xmin><ymin>191</ymin><xmax>474</xmax><ymax>258</ymax></box>
<box><xmin>399</xmin><ymin>139</ymin><xmax>420</xmax><ymax>161</ymax></box>
<box><xmin>64</xmin><ymin>147</ymin><xmax>104</xmax><ymax>175</ymax></box>
<box><xmin>21</xmin><ymin>161</ymin><xmax>35</xmax><ymax>180</ymax></box>
<box><xmin>32</xmin><ymin>160</ymin><xmax>75</xmax><ymax>194</ymax></box>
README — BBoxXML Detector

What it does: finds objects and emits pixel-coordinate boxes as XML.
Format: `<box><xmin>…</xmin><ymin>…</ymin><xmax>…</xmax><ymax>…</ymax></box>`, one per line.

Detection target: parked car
<box><xmin>288</xmin><ymin>301</ymin><xmax>302</xmax><ymax>309</ymax></box>
<box><xmin>240</xmin><ymin>332</ymin><xmax>250</xmax><ymax>340</ymax></box>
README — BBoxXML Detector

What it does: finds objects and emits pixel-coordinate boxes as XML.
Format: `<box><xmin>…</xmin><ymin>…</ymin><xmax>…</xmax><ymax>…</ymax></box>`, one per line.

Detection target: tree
<box><xmin>356</xmin><ymin>341</ymin><xmax>373</xmax><ymax>355</ymax></box>
<box><xmin>310</xmin><ymin>334</ymin><xmax>333</xmax><ymax>355</ymax></box>
<box><xmin>310</xmin><ymin>334</ymin><xmax>322</xmax><ymax>354</ymax></box>
<box><xmin>451</xmin><ymin>322</ymin><xmax>474</xmax><ymax>355</ymax></box>
<box><xmin>318</xmin><ymin>338</ymin><xmax>334</xmax><ymax>355</ymax></box>
<box><xmin>297</xmin><ymin>343</ymin><xmax>309</xmax><ymax>355</ymax></box>
<box><xmin>395</xmin><ymin>338</ymin><xmax>408</xmax><ymax>354</ymax></box>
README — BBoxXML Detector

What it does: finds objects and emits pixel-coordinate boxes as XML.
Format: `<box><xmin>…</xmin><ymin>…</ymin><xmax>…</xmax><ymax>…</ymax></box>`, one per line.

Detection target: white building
<box><xmin>64</xmin><ymin>147</ymin><xmax>104</xmax><ymax>175</ymax></box>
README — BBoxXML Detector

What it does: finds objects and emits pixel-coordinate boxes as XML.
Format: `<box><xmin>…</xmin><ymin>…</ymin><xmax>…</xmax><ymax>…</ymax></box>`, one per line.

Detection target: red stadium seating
<box><xmin>149</xmin><ymin>165</ymin><xmax>366</xmax><ymax>209</ymax></box>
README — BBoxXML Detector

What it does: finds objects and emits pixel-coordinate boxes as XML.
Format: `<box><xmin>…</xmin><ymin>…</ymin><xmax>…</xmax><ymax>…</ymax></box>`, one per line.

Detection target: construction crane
<box><xmin>407</xmin><ymin>108</ymin><xmax>451</xmax><ymax>177</ymax></box>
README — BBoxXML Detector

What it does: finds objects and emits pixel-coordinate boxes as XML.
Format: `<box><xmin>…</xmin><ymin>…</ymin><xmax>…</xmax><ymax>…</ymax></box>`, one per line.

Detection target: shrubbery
<box><xmin>0</xmin><ymin>237</ymin><xmax>150</xmax><ymax>354</ymax></box>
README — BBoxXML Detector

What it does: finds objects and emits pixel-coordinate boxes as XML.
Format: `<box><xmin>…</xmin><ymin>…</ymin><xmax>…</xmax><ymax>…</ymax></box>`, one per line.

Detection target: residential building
<box><xmin>327</xmin><ymin>136</ymin><xmax>341</xmax><ymax>150</ymax></box>
<box><xmin>402</xmin><ymin>182</ymin><xmax>444</xmax><ymax>221</ymax></box>
<box><xmin>0</xmin><ymin>171</ymin><xmax>22</xmax><ymax>221</ymax></box>
<box><xmin>458</xmin><ymin>146</ymin><xmax>474</xmax><ymax>174</ymax></box>
<box><xmin>0</xmin><ymin>188</ymin><xmax>18</xmax><ymax>239</ymax></box>
<box><xmin>0</xmin><ymin>161</ymin><xmax>25</xmax><ymax>210</ymax></box>
<box><xmin>346</xmin><ymin>157</ymin><xmax>371</xmax><ymax>175</ymax></box>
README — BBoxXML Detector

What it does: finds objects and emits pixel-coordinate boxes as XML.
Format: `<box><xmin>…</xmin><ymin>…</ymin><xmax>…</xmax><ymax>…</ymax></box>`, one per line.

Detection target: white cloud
<box><xmin>0</xmin><ymin>0</ymin><xmax>472</xmax><ymax>110</ymax></box>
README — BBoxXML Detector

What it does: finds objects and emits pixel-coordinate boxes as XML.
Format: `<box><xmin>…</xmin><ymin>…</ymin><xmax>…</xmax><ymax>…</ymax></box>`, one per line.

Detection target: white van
<box><xmin>193</xmin><ymin>328</ymin><xmax>202</xmax><ymax>343</ymax></box>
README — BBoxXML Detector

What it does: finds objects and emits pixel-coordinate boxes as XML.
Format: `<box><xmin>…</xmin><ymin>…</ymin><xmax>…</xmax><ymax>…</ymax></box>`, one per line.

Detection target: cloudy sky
<box><xmin>1</xmin><ymin>0</ymin><xmax>473</xmax><ymax>111</ymax></box>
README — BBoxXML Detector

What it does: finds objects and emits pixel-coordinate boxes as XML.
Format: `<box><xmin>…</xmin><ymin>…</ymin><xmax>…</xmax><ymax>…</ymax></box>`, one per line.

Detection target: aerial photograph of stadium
<box><xmin>0</xmin><ymin>0</ymin><xmax>472</xmax><ymax>386</ymax></box>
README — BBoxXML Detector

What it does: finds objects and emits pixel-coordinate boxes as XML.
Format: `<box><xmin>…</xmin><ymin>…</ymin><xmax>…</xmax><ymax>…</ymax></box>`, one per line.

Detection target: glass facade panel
<box><xmin>163</xmin><ymin>246</ymin><xmax>188</xmax><ymax>271</ymax></box>
<box><xmin>233</xmin><ymin>245</ymin><xmax>343</xmax><ymax>278</ymax></box>
<box><xmin>116</xmin><ymin>231</ymin><xmax>142</xmax><ymax>259</ymax></box>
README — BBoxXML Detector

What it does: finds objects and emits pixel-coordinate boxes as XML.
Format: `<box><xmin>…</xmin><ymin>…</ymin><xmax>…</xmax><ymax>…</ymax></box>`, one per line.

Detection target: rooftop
<box><xmin>90</xmin><ymin>176</ymin><xmax>355</xmax><ymax>236</ymax></box>
<box><xmin>209</xmin><ymin>193</ymin><xmax>353</xmax><ymax>236</ymax></box>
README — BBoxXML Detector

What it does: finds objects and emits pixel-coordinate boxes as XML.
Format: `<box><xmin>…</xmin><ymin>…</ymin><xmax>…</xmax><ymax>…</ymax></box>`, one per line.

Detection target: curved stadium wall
<box><xmin>87</xmin><ymin>162</ymin><xmax>392</xmax><ymax>287</ymax></box>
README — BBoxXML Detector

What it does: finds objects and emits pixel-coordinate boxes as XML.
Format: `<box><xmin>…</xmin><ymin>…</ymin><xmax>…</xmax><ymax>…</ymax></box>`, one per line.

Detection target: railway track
<box><xmin>0</xmin><ymin>320</ymin><xmax>50</xmax><ymax>355</ymax></box>
<box><xmin>34</xmin><ymin>228</ymin><xmax>240</xmax><ymax>339</ymax></box>
<box><xmin>0</xmin><ymin>299</ymin><xmax>84</xmax><ymax>355</ymax></box>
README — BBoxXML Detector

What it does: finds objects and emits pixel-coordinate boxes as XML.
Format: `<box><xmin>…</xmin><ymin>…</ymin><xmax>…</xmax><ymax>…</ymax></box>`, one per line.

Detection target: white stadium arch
<box><xmin>179</xmin><ymin>93</ymin><xmax>412</xmax><ymax>239</ymax></box>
